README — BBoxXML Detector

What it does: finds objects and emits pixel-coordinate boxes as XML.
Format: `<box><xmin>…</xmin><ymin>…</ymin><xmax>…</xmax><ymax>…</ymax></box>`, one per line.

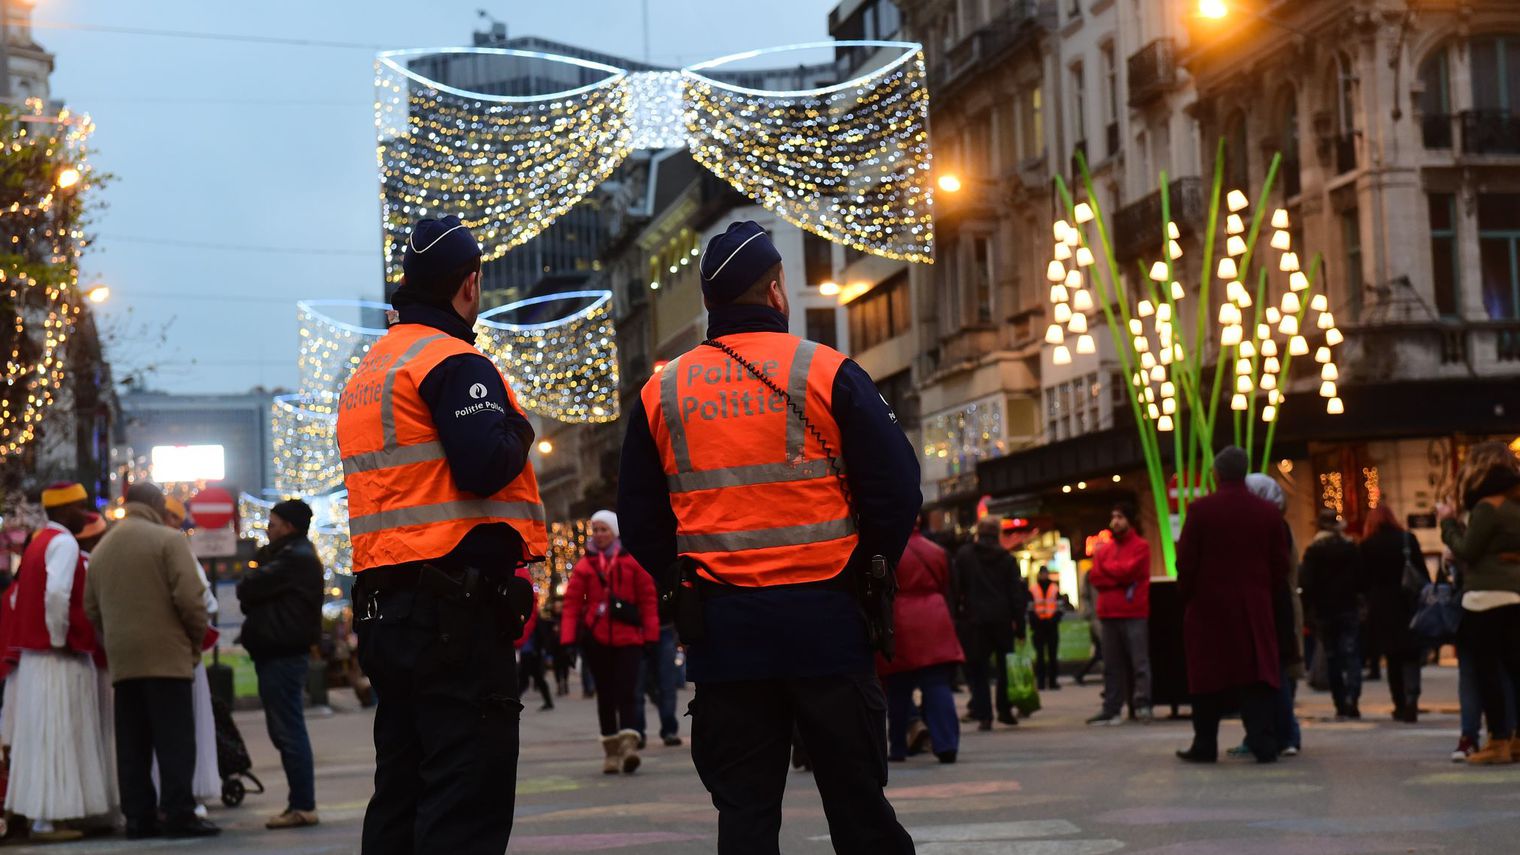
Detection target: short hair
<box><xmin>405</xmin><ymin>255</ymin><xmax>481</xmax><ymax>303</ymax></box>
<box><xmin>976</xmin><ymin>516</ymin><xmax>1001</xmax><ymax>538</ymax></box>
<box><xmin>1112</xmin><ymin>501</ymin><xmax>1139</xmax><ymax>527</ymax></box>
<box><xmin>1214</xmin><ymin>446</ymin><xmax>1249</xmax><ymax>483</ymax></box>
<box><xmin>728</xmin><ymin>262</ymin><xmax>783</xmax><ymax>307</ymax></box>
<box><xmin>125</xmin><ymin>482</ymin><xmax>166</xmax><ymax>515</ymax></box>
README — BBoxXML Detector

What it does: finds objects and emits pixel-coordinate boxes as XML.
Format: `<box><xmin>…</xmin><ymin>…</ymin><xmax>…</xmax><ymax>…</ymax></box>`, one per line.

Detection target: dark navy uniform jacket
<box><xmin>394</xmin><ymin>302</ymin><xmax>535</xmax><ymax>571</ymax></box>
<box><xmin>618</xmin><ymin>304</ymin><xmax>922</xmax><ymax>682</ymax></box>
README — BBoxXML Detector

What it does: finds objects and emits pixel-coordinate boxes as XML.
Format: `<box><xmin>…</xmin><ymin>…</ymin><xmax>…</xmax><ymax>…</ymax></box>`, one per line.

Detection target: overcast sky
<box><xmin>44</xmin><ymin>0</ymin><xmax>837</xmax><ymax>394</ymax></box>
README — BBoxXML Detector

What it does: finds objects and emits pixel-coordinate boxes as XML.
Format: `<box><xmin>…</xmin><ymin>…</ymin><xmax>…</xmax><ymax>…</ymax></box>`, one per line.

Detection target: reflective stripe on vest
<box><xmin>641</xmin><ymin>333</ymin><xmax>858</xmax><ymax>587</ymax></box>
<box><xmin>338</xmin><ymin>324</ymin><xmax>548</xmax><ymax>571</ymax></box>
<box><xmin>1031</xmin><ymin>582</ymin><xmax>1059</xmax><ymax>619</ymax></box>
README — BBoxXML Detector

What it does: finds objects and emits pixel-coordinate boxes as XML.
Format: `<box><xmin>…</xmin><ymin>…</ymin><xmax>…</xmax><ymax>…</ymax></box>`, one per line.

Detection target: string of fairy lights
<box><xmin>476</xmin><ymin>291</ymin><xmax>621</xmax><ymax>424</ymax></box>
<box><xmin>375</xmin><ymin>42</ymin><xmax>937</xmax><ymax>272</ymax></box>
<box><xmin>0</xmin><ymin>103</ymin><xmax>96</xmax><ymax>458</ymax></box>
<box><xmin>683</xmin><ymin>42</ymin><xmax>935</xmax><ymax>264</ymax></box>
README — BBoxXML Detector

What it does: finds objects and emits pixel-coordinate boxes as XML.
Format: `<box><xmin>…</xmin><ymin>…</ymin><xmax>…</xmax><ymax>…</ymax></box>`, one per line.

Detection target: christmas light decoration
<box><xmin>376</xmin><ymin>41</ymin><xmax>937</xmax><ymax>280</ymax></box>
<box><xmin>1043</xmin><ymin>145</ymin><xmax>1345</xmax><ymax>575</ymax></box>
<box><xmin>0</xmin><ymin>103</ymin><xmax>96</xmax><ymax>458</ymax></box>
<box><xmin>683</xmin><ymin>41</ymin><xmax>934</xmax><ymax>263</ymax></box>
<box><xmin>475</xmin><ymin>290</ymin><xmax>620</xmax><ymax>424</ymax></box>
<box><xmin>271</xmin><ymin>394</ymin><xmax>342</xmax><ymax>497</ymax></box>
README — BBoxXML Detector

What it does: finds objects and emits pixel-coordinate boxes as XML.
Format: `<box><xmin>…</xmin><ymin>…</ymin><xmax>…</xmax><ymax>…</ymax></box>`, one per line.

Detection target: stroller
<box><xmin>212</xmin><ymin>695</ymin><xmax>265</xmax><ymax>807</ymax></box>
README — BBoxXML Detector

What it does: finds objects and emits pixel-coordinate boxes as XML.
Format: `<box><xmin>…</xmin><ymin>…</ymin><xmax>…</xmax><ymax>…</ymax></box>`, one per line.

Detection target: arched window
<box><xmin>1224</xmin><ymin>110</ymin><xmax>1249</xmax><ymax>190</ymax></box>
<box><xmin>1419</xmin><ymin>46</ymin><xmax>1452</xmax><ymax>148</ymax></box>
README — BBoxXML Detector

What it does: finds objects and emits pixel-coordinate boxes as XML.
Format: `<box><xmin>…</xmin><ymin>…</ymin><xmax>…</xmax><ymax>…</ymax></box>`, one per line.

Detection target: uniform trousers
<box><xmin>356</xmin><ymin>579</ymin><xmax>522</xmax><ymax>855</ymax></box>
<box><xmin>690</xmin><ymin>673</ymin><xmax>915</xmax><ymax>855</ymax></box>
<box><xmin>1030</xmin><ymin>617</ymin><xmax>1062</xmax><ymax>688</ymax></box>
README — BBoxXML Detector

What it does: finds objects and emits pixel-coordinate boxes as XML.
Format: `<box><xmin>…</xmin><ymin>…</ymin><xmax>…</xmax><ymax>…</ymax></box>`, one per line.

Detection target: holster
<box><xmin>419</xmin><ymin>563</ymin><xmax>528</xmax><ymax>661</ymax></box>
<box><xmin>857</xmin><ymin>555</ymin><xmax>897</xmax><ymax>661</ymax></box>
<box><xmin>667</xmin><ymin>556</ymin><xmax>706</xmax><ymax>644</ymax></box>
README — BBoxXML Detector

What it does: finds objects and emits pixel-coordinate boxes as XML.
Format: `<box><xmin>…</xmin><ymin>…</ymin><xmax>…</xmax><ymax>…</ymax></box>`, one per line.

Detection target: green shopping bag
<box><xmin>1005</xmin><ymin>640</ymin><xmax>1041</xmax><ymax>716</ymax></box>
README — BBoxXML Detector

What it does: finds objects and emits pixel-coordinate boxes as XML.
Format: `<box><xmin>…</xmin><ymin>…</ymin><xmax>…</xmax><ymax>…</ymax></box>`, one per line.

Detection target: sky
<box><xmin>42</xmin><ymin>0</ymin><xmax>839</xmax><ymax>394</ymax></box>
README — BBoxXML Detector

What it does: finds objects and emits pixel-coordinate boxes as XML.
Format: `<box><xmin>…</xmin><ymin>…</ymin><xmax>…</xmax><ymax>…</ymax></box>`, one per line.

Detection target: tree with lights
<box><xmin>1044</xmin><ymin>144</ymin><xmax>1344</xmax><ymax>573</ymax></box>
<box><xmin>0</xmin><ymin>101</ymin><xmax>102</xmax><ymax>494</ymax></box>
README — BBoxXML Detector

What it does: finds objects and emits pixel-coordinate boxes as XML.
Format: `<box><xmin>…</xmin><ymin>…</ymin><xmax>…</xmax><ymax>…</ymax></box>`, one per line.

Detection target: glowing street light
<box><xmin>57</xmin><ymin>166</ymin><xmax>82</xmax><ymax>189</ymax></box>
<box><xmin>818</xmin><ymin>280</ymin><xmax>841</xmax><ymax>296</ymax></box>
<box><xmin>536</xmin><ymin>439</ymin><xmax>553</xmax><ymax>455</ymax></box>
<box><xmin>1199</xmin><ymin>0</ymin><xmax>1228</xmax><ymax>19</ymax></box>
<box><xmin>937</xmin><ymin>174</ymin><xmax>962</xmax><ymax>193</ymax></box>
<box><xmin>85</xmin><ymin>284</ymin><xmax>110</xmax><ymax>304</ymax></box>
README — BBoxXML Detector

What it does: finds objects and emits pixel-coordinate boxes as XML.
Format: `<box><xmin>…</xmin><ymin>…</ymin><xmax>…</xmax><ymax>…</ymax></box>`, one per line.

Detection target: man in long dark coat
<box><xmin>1175</xmin><ymin>446</ymin><xmax>1290</xmax><ymax>763</ymax></box>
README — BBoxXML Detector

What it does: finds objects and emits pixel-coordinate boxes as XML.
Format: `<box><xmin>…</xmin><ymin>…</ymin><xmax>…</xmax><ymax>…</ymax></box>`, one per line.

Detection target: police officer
<box><xmin>619</xmin><ymin>221</ymin><xmax>921</xmax><ymax>855</ymax></box>
<box><xmin>337</xmin><ymin>215</ymin><xmax>545</xmax><ymax>855</ymax></box>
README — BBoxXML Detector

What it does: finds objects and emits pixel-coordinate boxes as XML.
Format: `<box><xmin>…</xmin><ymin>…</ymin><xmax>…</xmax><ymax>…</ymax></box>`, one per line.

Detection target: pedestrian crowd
<box><xmin>0</xmin><ymin>482</ymin><xmax>328</xmax><ymax>842</ymax></box>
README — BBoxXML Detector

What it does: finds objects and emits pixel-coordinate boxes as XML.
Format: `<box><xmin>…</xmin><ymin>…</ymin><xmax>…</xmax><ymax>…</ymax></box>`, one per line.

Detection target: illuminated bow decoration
<box><xmin>375</xmin><ymin>40</ymin><xmax>936</xmax><ymax>283</ymax></box>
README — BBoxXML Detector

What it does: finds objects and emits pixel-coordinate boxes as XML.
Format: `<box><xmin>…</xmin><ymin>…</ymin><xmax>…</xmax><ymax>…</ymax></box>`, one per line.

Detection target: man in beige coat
<box><xmin>84</xmin><ymin>483</ymin><xmax>220</xmax><ymax>840</ymax></box>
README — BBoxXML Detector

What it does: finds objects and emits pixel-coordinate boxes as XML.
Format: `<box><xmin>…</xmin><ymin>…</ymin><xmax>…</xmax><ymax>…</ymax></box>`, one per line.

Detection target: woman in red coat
<box><xmin>1175</xmin><ymin>447</ymin><xmax>1290</xmax><ymax>764</ymax></box>
<box><xmin>560</xmin><ymin>510</ymin><xmax>660</xmax><ymax>774</ymax></box>
<box><xmin>877</xmin><ymin>524</ymin><xmax>965</xmax><ymax>763</ymax></box>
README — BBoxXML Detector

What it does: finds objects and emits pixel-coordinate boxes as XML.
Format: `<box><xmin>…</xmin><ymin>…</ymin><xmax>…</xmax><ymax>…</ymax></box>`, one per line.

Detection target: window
<box><xmin>1280</xmin><ymin>89</ymin><xmax>1301</xmax><ymax>197</ymax></box>
<box><xmin>1224</xmin><ymin>111</ymin><xmax>1249</xmax><ymax>189</ymax></box>
<box><xmin>1070</xmin><ymin>62</ymin><xmax>1087</xmax><ymax>145</ymax></box>
<box><xmin>1428</xmin><ymin>193</ymin><xmax>1460</xmax><ymax>318</ymax></box>
<box><xmin>1478</xmin><ymin>194</ymin><xmax>1520</xmax><ymax>321</ymax></box>
<box><xmin>1045</xmin><ymin>373</ymin><xmax>1105</xmax><ymax>441</ymax></box>
<box><xmin>967</xmin><ymin>113</ymin><xmax>992</xmax><ymax>178</ymax></box>
<box><xmin>1335</xmin><ymin>53</ymin><xmax>1358</xmax><ymax>134</ymax></box>
<box><xmin>847</xmin><ymin>272</ymin><xmax>911</xmax><ymax>352</ymax></box>
<box><xmin>970</xmin><ymin>236</ymin><xmax>994</xmax><ymax>324</ymax></box>
<box><xmin>1419</xmin><ymin>48</ymin><xmax>1451</xmax><ymax>148</ymax></box>
<box><xmin>1018</xmin><ymin>84</ymin><xmax>1045</xmax><ymax>162</ymax></box>
<box><xmin>1341</xmin><ymin>207</ymin><xmax>1364</xmax><ymax>318</ymax></box>
<box><xmin>1470</xmin><ymin>36</ymin><xmax>1520</xmax><ymax>112</ymax></box>
<box><xmin>1101</xmin><ymin>43</ymin><xmax>1119</xmax><ymax>157</ymax></box>
<box><xmin>803</xmin><ymin>233</ymin><xmax>833</xmax><ymax>287</ymax></box>
<box><xmin>806</xmin><ymin>307</ymin><xmax>838</xmax><ymax>349</ymax></box>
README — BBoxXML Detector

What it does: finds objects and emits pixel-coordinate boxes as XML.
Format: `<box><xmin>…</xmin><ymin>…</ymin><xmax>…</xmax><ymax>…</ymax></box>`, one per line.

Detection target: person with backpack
<box><xmin>560</xmin><ymin>510</ymin><xmax>659</xmax><ymax>774</ymax></box>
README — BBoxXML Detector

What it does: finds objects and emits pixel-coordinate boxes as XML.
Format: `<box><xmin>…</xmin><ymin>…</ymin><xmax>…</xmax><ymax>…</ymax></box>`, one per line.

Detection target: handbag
<box><xmin>594</xmin><ymin>551</ymin><xmax>642</xmax><ymax>627</ymax></box>
<box><xmin>1400</xmin><ymin>535</ymin><xmax>1429</xmax><ymax>593</ymax></box>
<box><xmin>1409</xmin><ymin>580</ymin><xmax>1462</xmax><ymax>641</ymax></box>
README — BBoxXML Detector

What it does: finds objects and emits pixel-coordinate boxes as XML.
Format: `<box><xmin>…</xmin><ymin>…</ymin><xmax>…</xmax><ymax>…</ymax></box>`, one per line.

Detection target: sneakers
<box><xmin>266</xmin><ymin>810</ymin><xmax>320</xmax><ymax>830</ymax></box>
<box><xmin>1135</xmin><ymin>706</ymin><xmax>1155</xmax><ymax>724</ymax></box>
<box><xmin>1281</xmin><ymin>746</ymin><xmax>1300</xmax><ymax>757</ymax></box>
<box><xmin>662</xmin><ymin>735</ymin><xmax>683</xmax><ymax>747</ymax></box>
<box><xmin>1086</xmin><ymin>712</ymin><xmax>1122</xmax><ymax>726</ymax></box>
<box><xmin>1452</xmin><ymin>736</ymin><xmax>1477</xmax><ymax>763</ymax></box>
<box><xmin>1467</xmin><ymin>737</ymin><xmax>1515</xmax><ymax>766</ymax></box>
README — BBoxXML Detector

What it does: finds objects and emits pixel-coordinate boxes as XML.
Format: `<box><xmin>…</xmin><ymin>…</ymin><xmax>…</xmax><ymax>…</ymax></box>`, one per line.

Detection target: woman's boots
<box><xmin>617</xmin><ymin>729</ymin><xmax>642</xmax><ymax>774</ymax></box>
<box><xmin>1468</xmin><ymin>737</ymin><xmax>1515</xmax><ymax>765</ymax></box>
<box><xmin>600</xmin><ymin>730</ymin><xmax>643</xmax><ymax>774</ymax></box>
<box><xmin>600</xmin><ymin>734</ymin><xmax>622</xmax><ymax>774</ymax></box>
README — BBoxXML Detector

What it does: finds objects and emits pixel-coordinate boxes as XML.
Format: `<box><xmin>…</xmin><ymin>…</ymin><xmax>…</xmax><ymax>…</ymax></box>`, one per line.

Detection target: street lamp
<box><xmin>1198</xmin><ymin>0</ymin><xmax>1228</xmax><ymax>19</ymax></box>
<box><xmin>57</xmin><ymin>166</ymin><xmax>81</xmax><ymax>190</ymax></box>
<box><xmin>536</xmin><ymin>439</ymin><xmax>553</xmax><ymax>455</ymax></box>
<box><xmin>818</xmin><ymin>280</ymin><xmax>841</xmax><ymax>296</ymax></box>
<box><xmin>936</xmin><ymin>174</ymin><xmax>963</xmax><ymax>193</ymax></box>
<box><xmin>85</xmin><ymin>284</ymin><xmax>109</xmax><ymax>304</ymax></box>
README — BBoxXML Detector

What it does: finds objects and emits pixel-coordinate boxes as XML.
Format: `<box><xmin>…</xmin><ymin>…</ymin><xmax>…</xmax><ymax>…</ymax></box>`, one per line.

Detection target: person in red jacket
<box><xmin>877</xmin><ymin>523</ymin><xmax>965</xmax><ymax>764</ymax></box>
<box><xmin>560</xmin><ymin>510</ymin><xmax>659</xmax><ymax>774</ymax></box>
<box><xmin>1085</xmin><ymin>501</ymin><xmax>1154</xmax><ymax>725</ymax></box>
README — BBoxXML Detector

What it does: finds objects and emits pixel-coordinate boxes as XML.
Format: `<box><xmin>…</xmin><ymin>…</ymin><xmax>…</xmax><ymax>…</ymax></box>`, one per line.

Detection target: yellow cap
<box><xmin>165</xmin><ymin>497</ymin><xmax>187</xmax><ymax>518</ymax></box>
<box><xmin>41</xmin><ymin>482</ymin><xmax>87</xmax><ymax>509</ymax></box>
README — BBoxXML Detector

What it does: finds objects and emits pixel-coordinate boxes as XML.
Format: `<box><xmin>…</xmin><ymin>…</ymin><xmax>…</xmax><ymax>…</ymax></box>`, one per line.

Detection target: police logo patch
<box><xmin>469</xmin><ymin>383</ymin><xmax>488</xmax><ymax>400</ymax></box>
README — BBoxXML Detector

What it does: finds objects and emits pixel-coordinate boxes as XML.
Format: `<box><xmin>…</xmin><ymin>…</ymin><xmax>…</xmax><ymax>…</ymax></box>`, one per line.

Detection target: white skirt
<box><xmin>3</xmin><ymin>650</ymin><xmax>115</xmax><ymax>821</ymax></box>
<box><xmin>151</xmin><ymin>663</ymin><xmax>221</xmax><ymax>801</ymax></box>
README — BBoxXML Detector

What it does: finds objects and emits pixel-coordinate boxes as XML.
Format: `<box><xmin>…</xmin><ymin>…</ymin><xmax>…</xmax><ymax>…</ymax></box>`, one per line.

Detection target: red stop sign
<box><xmin>190</xmin><ymin>486</ymin><xmax>236</xmax><ymax>529</ymax></box>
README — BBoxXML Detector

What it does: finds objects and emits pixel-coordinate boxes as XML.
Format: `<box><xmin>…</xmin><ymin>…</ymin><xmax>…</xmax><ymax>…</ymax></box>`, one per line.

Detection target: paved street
<box><xmin>8</xmin><ymin>665</ymin><xmax>1515</xmax><ymax>854</ymax></box>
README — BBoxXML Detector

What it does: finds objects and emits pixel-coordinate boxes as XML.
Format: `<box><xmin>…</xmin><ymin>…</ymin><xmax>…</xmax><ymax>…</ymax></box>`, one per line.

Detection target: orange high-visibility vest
<box><xmin>1031</xmin><ymin>581</ymin><xmax>1059</xmax><ymax>619</ymax></box>
<box><xmin>640</xmin><ymin>332</ymin><xmax>858</xmax><ymax>586</ymax></box>
<box><xmin>337</xmin><ymin>323</ymin><xmax>547</xmax><ymax>572</ymax></box>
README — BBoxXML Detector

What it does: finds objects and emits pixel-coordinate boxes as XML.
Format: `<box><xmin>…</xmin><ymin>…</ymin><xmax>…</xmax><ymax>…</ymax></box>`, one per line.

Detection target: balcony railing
<box><xmin>1460</xmin><ymin>110</ymin><xmax>1520</xmax><ymax>155</ymax></box>
<box><xmin>1127</xmin><ymin>38</ymin><xmax>1177</xmax><ymax>108</ymax></box>
<box><xmin>1345</xmin><ymin>320</ymin><xmax>1520</xmax><ymax>378</ymax></box>
<box><xmin>926</xmin><ymin>0</ymin><xmax>1044</xmax><ymax>95</ymax></box>
<box><xmin>1112</xmin><ymin>176</ymin><xmax>1206</xmax><ymax>262</ymax></box>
